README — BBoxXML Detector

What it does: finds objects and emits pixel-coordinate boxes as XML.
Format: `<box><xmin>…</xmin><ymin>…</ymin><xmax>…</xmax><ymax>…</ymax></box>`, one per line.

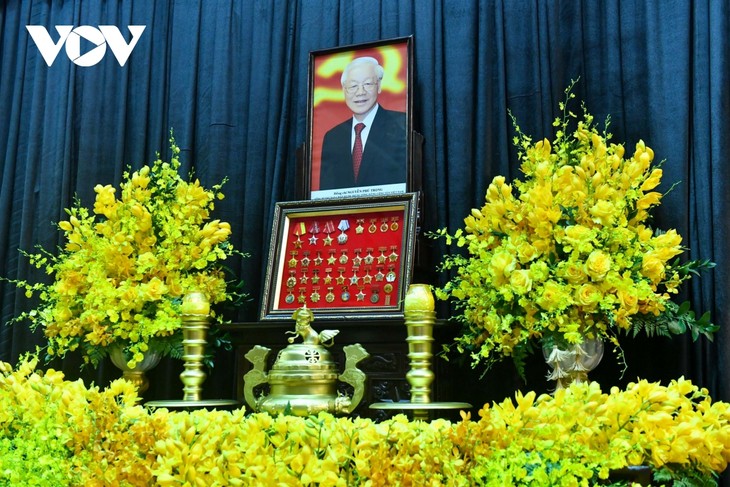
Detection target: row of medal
<box><xmin>288</xmin><ymin>246</ymin><xmax>399</xmax><ymax>268</ymax></box>
<box><xmin>291</xmin><ymin>216</ymin><xmax>400</xmax><ymax>248</ymax></box>
<box><xmin>283</xmin><ymin>264</ymin><xmax>399</xmax><ymax>306</ymax></box>
<box><xmin>284</xmin><ymin>283</ymin><xmax>396</xmax><ymax>306</ymax></box>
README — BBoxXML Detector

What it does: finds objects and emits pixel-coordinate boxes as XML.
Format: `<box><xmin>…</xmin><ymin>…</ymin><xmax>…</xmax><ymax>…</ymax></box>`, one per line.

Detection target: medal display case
<box><xmin>261</xmin><ymin>193</ymin><xmax>419</xmax><ymax>320</ymax></box>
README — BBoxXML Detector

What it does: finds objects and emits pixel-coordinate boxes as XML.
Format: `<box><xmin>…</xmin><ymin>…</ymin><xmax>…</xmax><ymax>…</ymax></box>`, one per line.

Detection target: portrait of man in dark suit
<box><xmin>318</xmin><ymin>56</ymin><xmax>407</xmax><ymax>194</ymax></box>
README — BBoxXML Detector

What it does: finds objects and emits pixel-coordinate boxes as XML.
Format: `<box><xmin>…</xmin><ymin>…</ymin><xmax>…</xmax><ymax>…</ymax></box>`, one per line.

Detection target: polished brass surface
<box><xmin>370</xmin><ymin>284</ymin><xmax>472</xmax><ymax>420</ymax></box>
<box><xmin>404</xmin><ymin>308</ymin><xmax>436</xmax><ymax>420</ymax></box>
<box><xmin>403</xmin><ymin>283</ymin><xmax>435</xmax><ymax>312</ymax></box>
<box><xmin>179</xmin><ymin>311</ymin><xmax>210</xmax><ymax>402</ymax></box>
<box><xmin>243</xmin><ymin>345</ymin><xmax>270</xmax><ymax>410</ymax></box>
<box><xmin>145</xmin><ymin>292</ymin><xmax>239</xmax><ymax>409</ymax></box>
<box><xmin>243</xmin><ymin>307</ymin><xmax>369</xmax><ymax>416</ymax></box>
<box><xmin>180</xmin><ymin>291</ymin><xmax>211</xmax><ymax>315</ymax></box>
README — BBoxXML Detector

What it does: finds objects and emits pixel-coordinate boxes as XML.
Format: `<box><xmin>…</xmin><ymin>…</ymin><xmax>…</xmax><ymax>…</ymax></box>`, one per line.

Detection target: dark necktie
<box><xmin>352</xmin><ymin>123</ymin><xmax>365</xmax><ymax>181</ymax></box>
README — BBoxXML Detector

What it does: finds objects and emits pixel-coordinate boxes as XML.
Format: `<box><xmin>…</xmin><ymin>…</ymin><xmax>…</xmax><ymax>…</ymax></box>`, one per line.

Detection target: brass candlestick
<box><xmin>404</xmin><ymin>285</ymin><xmax>436</xmax><ymax>420</ymax></box>
<box><xmin>370</xmin><ymin>284</ymin><xmax>471</xmax><ymax>420</ymax></box>
<box><xmin>146</xmin><ymin>292</ymin><xmax>238</xmax><ymax>410</ymax></box>
<box><xmin>180</xmin><ymin>302</ymin><xmax>210</xmax><ymax>401</ymax></box>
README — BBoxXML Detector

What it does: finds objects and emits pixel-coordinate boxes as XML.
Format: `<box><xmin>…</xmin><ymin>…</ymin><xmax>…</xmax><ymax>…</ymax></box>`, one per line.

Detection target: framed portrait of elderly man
<box><xmin>304</xmin><ymin>36</ymin><xmax>414</xmax><ymax>200</ymax></box>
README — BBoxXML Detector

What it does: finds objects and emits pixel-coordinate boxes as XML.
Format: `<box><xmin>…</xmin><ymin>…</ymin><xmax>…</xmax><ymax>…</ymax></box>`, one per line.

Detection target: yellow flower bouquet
<box><xmin>433</xmin><ymin>82</ymin><xmax>715</xmax><ymax>377</ymax></box>
<box><xmin>6</xmin><ymin>135</ymin><xmax>244</xmax><ymax>368</ymax></box>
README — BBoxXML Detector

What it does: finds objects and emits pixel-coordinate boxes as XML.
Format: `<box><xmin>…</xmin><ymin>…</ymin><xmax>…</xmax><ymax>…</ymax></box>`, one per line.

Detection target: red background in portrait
<box><xmin>309</xmin><ymin>40</ymin><xmax>409</xmax><ymax>191</ymax></box>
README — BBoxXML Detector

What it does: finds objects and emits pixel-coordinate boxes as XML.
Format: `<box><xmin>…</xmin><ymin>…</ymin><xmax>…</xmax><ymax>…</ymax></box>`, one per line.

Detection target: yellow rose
<box><xmin>562</xmin><ymin>225</ymin><xmax>593</xmax><ymax>251</ymax></box>
<box><xmin>516</xmin><ymin>241</ymin><xmax>538</xmax><ymax>263</ymax></box>
<box><xmin>142</xmin><ymin>277</ymin><xmax>168</xmax><ymax>301</ymax></box>
<box><xmin>589</xmin><ymin>200</ymin><xmax>615</xmax><ymax>226</ymax></box>
<box><xmin>536</xmin><ymin>281</ymin><xmax>566</xmax><ymax>311</ymax></box>
<box><xmin>532</xmin><ymin>237</ymin><xmax>552</xmax><ymax>254</ymax></box>
<box><xmin>641</xmin><ymin>254</ymin><xmax>665</xmax><ymax>283</ymax></box>
<box><xmin>489</xmin><ymin>250</ymin><xmax>516</xmax><ymax>283</ymax></box>
<box><xmin>509</xmin><ymin>269</ymin><xmax>532</xmax><ymax>295</ymax></box>
<box><xmin>136</xmin><ymin>251</ymin><xmax>158</xmax><ymax>271</ymax></box>
<box><xmin>560</xmin><ymin>262</ymin><xmax>587</xmax><ymax>284</ymax></box>
<box><xmin>585</xmin><ymin>250</ymin><xmax>611</xmax><ymax>281</ymax></box>
<box><xmin>617</xmin><ymin>289</ymin><xmax>639</xmax><ymax>313</ymax></box>
<box><xmin>575</xmin><ymin>283</ymin><xmax>601</xmax><ymax>308</ymax></box>
<box><xmin>533</xmin><ymin>221</ymin><xmax>555</xmax><ymax>240</ymax></box>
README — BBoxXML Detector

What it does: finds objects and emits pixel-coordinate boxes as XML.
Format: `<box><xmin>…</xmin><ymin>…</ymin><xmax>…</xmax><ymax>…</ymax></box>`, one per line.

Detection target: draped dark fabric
<box><xmin>1</xmin><ymin>0</ymin><xmax>728</xmax><ymax>417</ymax></box>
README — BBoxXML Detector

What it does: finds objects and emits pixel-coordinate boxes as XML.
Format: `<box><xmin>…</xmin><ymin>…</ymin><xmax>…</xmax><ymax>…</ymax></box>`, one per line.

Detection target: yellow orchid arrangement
<box><xmin>433</xmin><ymin>81</ymin><xmax>715</xmax><ymax>377</ymax></box>
<box><xmin>6</xmin><ymin>134</ymin><xmax>243</xmax><ymax>368</ymax></box>
<box><xmin>2</xmin><ymin>354</ymin><xmax>729</xmax><ymax>485</ymax></box>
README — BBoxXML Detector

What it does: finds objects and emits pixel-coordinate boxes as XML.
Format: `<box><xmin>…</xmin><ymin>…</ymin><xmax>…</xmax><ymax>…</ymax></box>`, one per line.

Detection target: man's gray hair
<box><xmin>341</xmin><ymin>57</ymin><xmax>385</xmax><ymax>86</ymax></box>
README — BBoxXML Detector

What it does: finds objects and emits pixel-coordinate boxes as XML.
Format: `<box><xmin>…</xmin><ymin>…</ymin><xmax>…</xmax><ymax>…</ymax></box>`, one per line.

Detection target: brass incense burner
<box><xmin>243</xmin><ymin>307</ymin><xmax>369</xmax><ymax>416</ymax></box>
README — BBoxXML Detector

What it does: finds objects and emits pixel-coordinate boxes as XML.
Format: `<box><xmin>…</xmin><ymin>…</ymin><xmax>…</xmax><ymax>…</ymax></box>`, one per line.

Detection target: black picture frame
<box><xmin>303</xmin><ymin>36</ymin><xmax>414</xmax><ymax>200</ymax></box>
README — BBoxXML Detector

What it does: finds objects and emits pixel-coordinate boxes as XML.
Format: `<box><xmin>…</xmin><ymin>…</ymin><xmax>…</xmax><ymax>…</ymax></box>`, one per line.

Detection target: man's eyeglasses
<box><xmin>345</xmin><ymin>81</ymin><xmax>378</xmax><ymax>94</ymax></box>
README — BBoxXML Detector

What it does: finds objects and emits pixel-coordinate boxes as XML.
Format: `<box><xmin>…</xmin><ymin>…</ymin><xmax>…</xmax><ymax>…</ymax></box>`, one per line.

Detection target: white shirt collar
<box><xmin>352</xmin><ymin>103</ymin><xmax>379</xmax><ymax>129</ymax></box>
<box><xmin>351</xmin><ymin>104</ymin><xmax>379</xmax><ymax>149</ymax></box>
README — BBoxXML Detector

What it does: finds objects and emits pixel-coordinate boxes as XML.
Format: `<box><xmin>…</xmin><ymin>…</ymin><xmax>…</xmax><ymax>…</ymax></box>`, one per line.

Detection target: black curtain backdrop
<box><xmin>1</xmin><ymin>0</ymin><xmax>728</xmax><ymax>417</ymax></box>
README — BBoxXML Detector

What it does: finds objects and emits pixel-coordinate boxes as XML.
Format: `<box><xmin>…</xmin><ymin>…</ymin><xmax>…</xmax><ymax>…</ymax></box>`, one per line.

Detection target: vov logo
<box><xmin>26</xmin><ymin>25</ymin><xmax>146</xmax><ymax>67</ymax></box>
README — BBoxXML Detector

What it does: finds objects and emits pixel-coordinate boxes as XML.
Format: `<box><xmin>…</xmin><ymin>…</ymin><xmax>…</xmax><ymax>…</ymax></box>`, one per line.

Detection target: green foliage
<box><xmin>653</xmin><ymin>464</ymin><xmax>719</xmax><ymax>486</ymax></box>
